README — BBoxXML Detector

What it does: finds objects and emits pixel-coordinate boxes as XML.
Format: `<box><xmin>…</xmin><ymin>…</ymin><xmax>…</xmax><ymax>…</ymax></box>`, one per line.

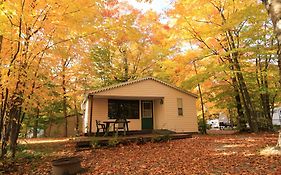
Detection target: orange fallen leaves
<box><xmin>5</xmin><ymin>133</ymin><xmax>281</xmax><ymax>174</ymax></box>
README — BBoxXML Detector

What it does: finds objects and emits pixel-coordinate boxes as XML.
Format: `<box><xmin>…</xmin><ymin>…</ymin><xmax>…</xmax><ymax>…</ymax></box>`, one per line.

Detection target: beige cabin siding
<box><xmin>90</xmin><ymin>98</ymin><xmax>107</xmax><ymax>132</ymax></box>
<box><xmin>90</xmin><ymin>98</ymin><xmax>142</xmax><ymax>132</ymax></box>
<box><xmin>89</xmin><ymin>79</ymin><xmax>198</xmax><ymax>133</ymax></box>
<box><xmin>163</xmin><ymin>95</ymin><xmax>198</xmax><ymax>132</ymax></box>
<box><xmin>154</xmin><ymin>99</ymin><xmax>166</xmax><ymax>129</ymax></box>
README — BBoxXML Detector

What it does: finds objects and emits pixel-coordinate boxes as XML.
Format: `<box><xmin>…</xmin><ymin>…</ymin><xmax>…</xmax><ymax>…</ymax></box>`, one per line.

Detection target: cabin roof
<box><xmin>88</xmin><ymin>77</ymin><xmax>198</xmax><ymax>98</ymax></box>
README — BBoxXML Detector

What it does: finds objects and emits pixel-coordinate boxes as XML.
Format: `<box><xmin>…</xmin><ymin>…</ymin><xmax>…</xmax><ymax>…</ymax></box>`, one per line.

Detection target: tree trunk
<box><xmin>119</xmin><ymin>47</ymin><xmax>129</xmax><ymax>82</ymax></box>
<box><xmin>232</xmin><ymin>52</ymin><xmax>258</xmax><ymax>132</ymax></box>
<box><xmin>277</xmin><ymin>42</ymin><xmax>281</xmax><ymax>86</ymax></box>
<box><xmin>231</xmin><ymin>76</ymin><xmax>247</xmax><ymax>131</ymax></box>
<box><xmin>1</xmin><ymin>96</ymin><xmax>19</xmax><ymax>158</ymax></box>
<box><xmin>0</xmin><ymin>35</ymin><xmax>3</xmax><ymax>53</ymax></box>
<box><xmin>193</xmin><ymin>61</ymin><xmax>207</xmax><ymax>134</ymax></box>
<box><xmin>123</xmin><ymin>56</ymin><xmax>129</xmax><ymax>82</ymax></box>
<box><xmin>74</xmin><ymin>102</ymin><xmax>79</xmax><ymax>136</ymax></box>
<box><xmin>1</xmin><ymin>117</ymin><xmax>12</xmax><ymax>158</ymax></box>
<box><xmin>10</xmin><ymin>110</ymin><xmax>21</xmax><ymax>158</ymax></box>
<box><xmin>61</xmin><ymin>58</ymin><xmax>68</xmax><ymax>137</ymax></box>
<box><xmin>63</xmin><ymin>88</ymin><xmax>67</xmax><ymax>137</ymax></box>
<box><xmin>33</xmin><ymin>108</ymin><xmax>40</xmax><ymax>138</ymax></box>
<box><xmin>62</xmin><ymin>74</ymin><xmax>67</xmax><ymax>137</ymax></box>
<box><xmin>255</xmin><ymin>54</ymin><xmax>274</xmax><ymax>131</ymax></box>
<box><xmin>263</xmin><ymin>0</ymin><xmax>281</xmax><ymax>86</ymax></box>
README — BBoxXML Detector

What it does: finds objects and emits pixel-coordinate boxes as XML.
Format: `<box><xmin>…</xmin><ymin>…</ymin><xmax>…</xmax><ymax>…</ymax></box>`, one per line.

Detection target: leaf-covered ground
<box><xmin>7</xmin><ymin>133</ymin><xmax>281</xmax><ymax>174</ymax></box>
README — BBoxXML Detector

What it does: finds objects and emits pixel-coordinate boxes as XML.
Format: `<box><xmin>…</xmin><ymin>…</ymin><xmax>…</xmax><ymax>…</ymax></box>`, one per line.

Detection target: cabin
<box><xmin>82</xmin><ymin>77</ymin><xmax>198</xmax><ymax>134</ymax></box>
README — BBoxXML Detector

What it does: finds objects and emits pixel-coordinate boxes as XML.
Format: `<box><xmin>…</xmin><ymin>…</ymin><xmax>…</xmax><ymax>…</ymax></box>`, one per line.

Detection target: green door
<box><xmin>141</xmin><ymin>101</ymin><xmax>153</xmax><ymax>130</ymax></box>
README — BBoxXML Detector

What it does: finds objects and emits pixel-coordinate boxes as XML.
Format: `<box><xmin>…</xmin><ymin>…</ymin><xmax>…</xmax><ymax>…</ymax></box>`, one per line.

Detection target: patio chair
<box><xmin>96</xmin><ymin>120</ymin><xmax>105</xmax><ymax>136</ymax></box>
<box><xmin>113</xmin><ymin>118</ymin><xmax>127</xmax><ymax>136</ymax></box>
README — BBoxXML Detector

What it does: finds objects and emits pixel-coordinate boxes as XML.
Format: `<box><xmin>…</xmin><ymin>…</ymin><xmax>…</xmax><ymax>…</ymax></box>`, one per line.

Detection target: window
<box><xmin>177</xmin><ymin>98</ymin><xmax>183</xmax><ymax>116</ymax></box>
<box><xmin>108</xmin><ymin>99</ymin><xmax>139</xmax><ymax>119</ymax></box>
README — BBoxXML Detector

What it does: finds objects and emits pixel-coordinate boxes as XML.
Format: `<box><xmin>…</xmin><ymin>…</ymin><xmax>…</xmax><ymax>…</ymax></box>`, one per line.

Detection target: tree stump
<box><xmin>52</xmin><ymin>157</ymin><xmax>82</xmax><ymax>175</ymax></box>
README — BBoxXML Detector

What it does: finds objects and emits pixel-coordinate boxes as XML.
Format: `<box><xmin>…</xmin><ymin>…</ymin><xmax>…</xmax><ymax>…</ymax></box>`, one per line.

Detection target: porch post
<box><xmin>89</xmin><ymin>95</ymin><xmax>93</xmax><ymax>135</ymax></box>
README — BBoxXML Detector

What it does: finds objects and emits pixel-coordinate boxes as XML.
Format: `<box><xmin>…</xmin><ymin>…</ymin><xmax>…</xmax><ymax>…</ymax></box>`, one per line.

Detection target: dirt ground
<box><xmin>5</xmin><ymin>132</ymin><xmax>281</xmax><ymax>175</ymax></box>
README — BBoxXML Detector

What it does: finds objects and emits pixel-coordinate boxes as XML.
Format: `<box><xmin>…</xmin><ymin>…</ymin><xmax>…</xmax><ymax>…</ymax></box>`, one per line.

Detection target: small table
<box><xmin>103</xmin><ymin>120</ymin><xmax>130</xmax><ymax>136</ymax></box>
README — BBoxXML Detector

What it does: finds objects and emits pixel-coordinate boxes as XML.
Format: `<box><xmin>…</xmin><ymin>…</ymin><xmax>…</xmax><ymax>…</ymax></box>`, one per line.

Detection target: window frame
<box><xmin>177</xmin><ymin>98</ymin><xmax>183</xmax><ymax>116</ymax></box>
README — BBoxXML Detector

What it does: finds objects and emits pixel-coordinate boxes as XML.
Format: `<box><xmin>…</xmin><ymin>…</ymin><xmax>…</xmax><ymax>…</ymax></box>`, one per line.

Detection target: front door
<box><xmin>141</xmin><ymin>101</ymin><xmax>153</xmax><ymax>130</ymax></box>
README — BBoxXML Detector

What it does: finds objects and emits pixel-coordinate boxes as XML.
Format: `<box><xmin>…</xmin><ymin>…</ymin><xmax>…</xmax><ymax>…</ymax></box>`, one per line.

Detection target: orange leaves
<box><xmin>163</xmin><ymin>24</ymin><xmax>170</xmax><ymax>30</ymax></box>
<box><xmin>9</xmin><ymin>133</ymin><xmax>281</xmax><ymax>174</ymax></box>
<box><xmin>101</xmin><ymin>9</ymin><xmax>117</xmax><ymax>18</ymax></box>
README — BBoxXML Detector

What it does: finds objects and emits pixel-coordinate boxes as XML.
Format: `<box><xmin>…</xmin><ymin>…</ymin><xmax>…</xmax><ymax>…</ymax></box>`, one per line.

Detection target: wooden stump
<box><xmin>52</xmin><ymin>157</ymin><xmax>82</xmax><ymax>175</ymax></box>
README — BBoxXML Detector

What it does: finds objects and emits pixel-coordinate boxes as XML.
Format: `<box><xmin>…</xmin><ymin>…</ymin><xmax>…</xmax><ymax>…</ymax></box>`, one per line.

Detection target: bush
<box><xmin>90</xmin><ymin>137</ymin><xmax>100</xmax><ymax>148</ymax></box>
<box><xmin>135</xmin><ymin>137</ymin><xmax>145</xmax><ymax>145</ymax></box>
<box><xmin>198</xmin><ymin>118</ymin><xmax>208</xmax><ymax>134</ymax></box>
<box><xmin>273</xmin><ymin>125</ymin><xmax>281</xmax><ymax>132</ymax></box>
<box><xmin>14</xmin><ymin>144</ymin><xmax>43</xmax><ymax>160</ymax></box>
<box><xmin>108</xmin><ymin>137</ymin><xmax>119</xmax><ymax>147</ymax></box>
<box><xmin>151</xmin><ymin>134</ymin><xmax>171</xmax><ymax>143</ymax></box>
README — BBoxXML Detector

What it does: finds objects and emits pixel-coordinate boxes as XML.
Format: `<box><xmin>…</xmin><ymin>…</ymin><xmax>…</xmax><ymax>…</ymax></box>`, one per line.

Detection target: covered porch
<box><xmin>84</xmin><ymin>95</ymin><xmax>165</xmax><ymax>135</ymax></box>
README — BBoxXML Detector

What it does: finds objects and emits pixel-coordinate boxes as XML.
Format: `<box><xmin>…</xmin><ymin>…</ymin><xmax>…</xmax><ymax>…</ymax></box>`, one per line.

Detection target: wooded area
<box><xmin>0</xmin><ymin>0</ymin><xmax>280</xmax><ymax>160</ymax></box>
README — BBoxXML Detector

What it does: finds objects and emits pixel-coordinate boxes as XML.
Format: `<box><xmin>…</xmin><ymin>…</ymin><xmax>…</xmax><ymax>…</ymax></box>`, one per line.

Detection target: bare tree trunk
<box><xmin>63</xmin><ymin>85</ymin><xmax>67</xmax><ymax>137</ymax></box>
<box><xmin>193</xmin><ymin>61</ymin><xmax>207</xmax><ymax>134</ymax></box>
<box><xmin>277</xmin><ymin>42</ymin><xmax>281</xmax><ymax>86</ymax></box>
<box><xmin>74</xmin><ymin>102</ymin><xmax>79</xmax><ymax>136</ymax></box>
<box><xmin>231</xmin><ymin>73</ymin><xmax>247</xmax><ymax>131</ymax></box>
<box><xmin>228</xmin><ymin>55</ymin><xmax>257</xmax><ymax>131</ymax></box>
<box><xmin>1</xmin><ymin>116</ymin><xmax>12</xmax><ymax>158</ymax></box>
<box><xmin>48</xmin><ymin>116</ymin><xmax>52</xmax><ymax>137</ymax></box>
<box><xmin>10</xmin><ymin>109</ymin><xmax>23</xmax><ymax>158</ymax></box>
<box><xmin>0</xmin><ymin>35</ymin><xmax>4</xmax><ymax>141</ymax></box>
<box><xmin>263</xmin><ymin>0</ymin><xmax>281</xmax><ymax>85</ymax></box>
<box><xmin>119</xmin><ymin>47</ymin><xmax>129</xmax><ymax>82</ymax></box>
<box><xmin>62</xmin><ymin>61</ymin><xmax>68</xmax><ymax>137</ymax></box>
<box><xmin>229</xmin><ymin>47</ymin><xmax>258</xmax><ymax>132</ymax></box>
<box><xmin>262</xmin><ymin>0</ymin><xmax>281</xmax><ymax>145</ymax></box>
<box><xmin>0</xmin><ymin>35</ymin><xmax>3</xmax><ymax>53</ymax></box>
<box><xmin>33</xmin><ymin>108</ymin><xmax>40</xmax><ymax>138</ymax></box>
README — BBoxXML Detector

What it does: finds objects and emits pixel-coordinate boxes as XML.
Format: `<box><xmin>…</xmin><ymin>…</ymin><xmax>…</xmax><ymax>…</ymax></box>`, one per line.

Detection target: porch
<box><xmin>85</xmin><ymin>95</ymin><xmax>165</xmax><ymax>135</ymax></box>
<box><xmin>76</xmin><ymin>130</ymin><xmax>192</xmax><ymax>149</ymax></box>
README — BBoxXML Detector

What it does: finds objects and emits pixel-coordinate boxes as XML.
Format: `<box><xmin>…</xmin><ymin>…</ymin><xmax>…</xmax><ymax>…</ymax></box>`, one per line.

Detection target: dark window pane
<box><xmin>178</xmin><ymin>108</ymin><xmax>183</xmax><ymax>116</ymax></box>
<box><xmin>108</xmin><ymin>99</ymin><xmax>139</xmax><ymax>119</ymax></box>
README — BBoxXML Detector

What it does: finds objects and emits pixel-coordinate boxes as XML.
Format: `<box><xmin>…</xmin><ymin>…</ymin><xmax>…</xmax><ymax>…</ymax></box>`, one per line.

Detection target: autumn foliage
<box><xmin>0</xmin><ymin>0</ymin><xmax>281</xmax><ymax>164</ymax></box>
<box><xmin>4</xmin><ymin>133</ymin><xmax>281</xmax><ymax>174</ymax></box>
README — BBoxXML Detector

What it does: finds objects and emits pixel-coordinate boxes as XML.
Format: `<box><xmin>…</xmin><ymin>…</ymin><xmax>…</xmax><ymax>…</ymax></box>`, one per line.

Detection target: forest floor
<box><xmin>4</xmin><ymin>132</ymin><xmax>281</xmax><ymax>175</ymax></box>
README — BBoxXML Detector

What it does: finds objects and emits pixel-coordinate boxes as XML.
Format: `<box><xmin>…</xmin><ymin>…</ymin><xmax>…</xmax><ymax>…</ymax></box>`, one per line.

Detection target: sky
<box><xmin>122</xmin><ymin>0</ymin><xmax>175</xmax><ymax>13</ymax></box>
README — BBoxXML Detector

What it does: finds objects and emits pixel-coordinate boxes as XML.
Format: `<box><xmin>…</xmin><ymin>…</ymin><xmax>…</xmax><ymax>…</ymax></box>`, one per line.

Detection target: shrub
<box><xmin>108</xmin><ymin>137</ymin><xmax>119</xmax><ymax>147</ymax></box>
<box><xmin>198</xmin><ymin>118</ymin><xmax>209</xmax><ymax>134</ymax></box>
<box><xmin>90</xmin><ymin>137</ymin><xmax>100</xmax><ymax>148</ymax></box>
<box><xmin>15</xmin><ymin>144</ymin><xmax>43</xmax><ymax>160</ymax></box>
<box><xmin>135</xmin><ymin>137</ymin><xmax>146</xmax><ymax>145</ymax></box>
<box><xmin>151</xmin><ymin>134</ymin><xmax>171</xmax><ymax>143</ymax></box>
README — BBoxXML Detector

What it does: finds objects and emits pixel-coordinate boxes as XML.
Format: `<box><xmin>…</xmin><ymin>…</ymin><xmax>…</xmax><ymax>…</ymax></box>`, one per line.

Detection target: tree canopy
<box><xmin>0</xmin><ymin>0</ymin><xmax>280</xmax><ymax>158</ymax></box>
